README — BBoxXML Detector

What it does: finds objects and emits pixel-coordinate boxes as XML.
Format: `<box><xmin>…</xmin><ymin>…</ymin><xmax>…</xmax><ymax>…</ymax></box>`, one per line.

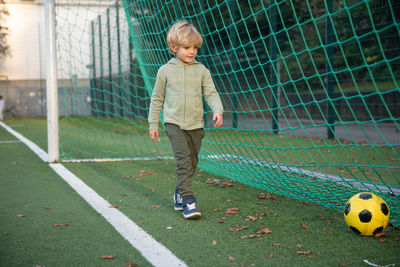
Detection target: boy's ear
<box><xmin>170</xmin><ymin>46</ymin><xmax>177</xmax><ymax>54</ymax></box>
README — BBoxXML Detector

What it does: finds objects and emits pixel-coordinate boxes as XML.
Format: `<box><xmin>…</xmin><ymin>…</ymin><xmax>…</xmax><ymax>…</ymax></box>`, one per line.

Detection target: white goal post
<box><xmin>45</xmin><ymin>0</ymin><xmax>59</xmax><ymax>162</ymax></box>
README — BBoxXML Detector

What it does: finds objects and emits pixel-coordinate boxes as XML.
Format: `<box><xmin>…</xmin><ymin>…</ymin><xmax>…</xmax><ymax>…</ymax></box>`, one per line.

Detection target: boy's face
<box><xmin>172</xmin><ymin>45</ymin><xmax>198</xmax><ymax>65</ymax></box>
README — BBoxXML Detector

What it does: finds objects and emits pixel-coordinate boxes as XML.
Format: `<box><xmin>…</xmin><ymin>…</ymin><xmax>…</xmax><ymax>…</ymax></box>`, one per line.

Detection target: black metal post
<box><xmin>98</xmin><ymin>15</ymin><xmax>106</xmax><ymax>116</ymax></box>
<box><xmin>116</xmin><ymin>2</ymin><xmax>124</xmax><ymax>117</ymax></box>
<box><xmin>229</xmin><ymin>0</ymin><xmax>239</xmax><ymax>129</ymax></box>
<box><xmin>326</xmin><ymin>0</ymin><xmax>335</xmax><ymax>140</ymax></box>
<box><xmin>270</xmin><ymin>0</ymin><xmax>279</xmax><ymax>134</ymax></box>
<box><xmin>90</xmin><ymin>21</ymin><xmax>96</xmax><ymax>116</ymax></box>
<box><xmin>107</xmin><ymin>8</ymin><xmax>114</xmax><ymax>116</ymax></box>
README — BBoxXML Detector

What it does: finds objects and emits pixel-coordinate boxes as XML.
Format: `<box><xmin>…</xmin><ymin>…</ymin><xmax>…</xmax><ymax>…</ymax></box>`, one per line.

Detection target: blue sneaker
<box><xmin>182</xmin><ymin>196</ymin><xmax>201</xmax><ymax>219</ymax></box>
<box><xmin>173</xmin><ymin>187</ymin><xmax>183</xmax><ymax>211</ymax></box>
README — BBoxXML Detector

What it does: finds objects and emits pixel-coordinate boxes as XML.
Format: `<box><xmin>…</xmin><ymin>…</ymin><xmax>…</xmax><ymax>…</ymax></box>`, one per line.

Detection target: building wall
<box><xmin>0</xmin><ymin>0</ymin><xmax>112</xmax><ymax>118</ymax></box>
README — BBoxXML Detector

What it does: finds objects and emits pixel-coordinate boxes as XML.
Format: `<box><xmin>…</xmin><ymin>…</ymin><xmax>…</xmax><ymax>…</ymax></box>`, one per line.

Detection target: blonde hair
<box><xmin>167</xmin><ymin>20</ymin><xmax>203</xmax><ymax>54</ymax></box>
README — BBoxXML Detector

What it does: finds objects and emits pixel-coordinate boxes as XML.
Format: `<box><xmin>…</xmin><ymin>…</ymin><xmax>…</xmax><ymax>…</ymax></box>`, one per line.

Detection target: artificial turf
<box><xmin>2</xmin><ymin>119</ymin><xmax>400</xmax><ymax>266</ymax></box>
<box><xmin>0</xmin><ymin>125</ymin><xmax>151</xmax><ymax>266</ymax></box>
<box><xmin>65</xmin><ymin>159</ymin><xmax>400</xmax><ymax>266</ymax></box>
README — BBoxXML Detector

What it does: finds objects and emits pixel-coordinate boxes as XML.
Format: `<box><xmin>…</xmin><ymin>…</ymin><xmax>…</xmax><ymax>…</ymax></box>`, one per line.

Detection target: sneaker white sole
<box><xmin>173</xmin><ymin>196</ymin><xmax>183</xmax><ymax>211</ymax></box>
<box><xmin>183</xmin><ymin>212</ymin><xmax>201</xmax><ymax>219</ymax></box>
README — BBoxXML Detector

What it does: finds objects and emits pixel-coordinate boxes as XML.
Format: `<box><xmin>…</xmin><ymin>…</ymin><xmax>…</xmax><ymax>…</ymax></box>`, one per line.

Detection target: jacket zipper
<box><xmin>183</xmin><ymin>65</ymin><xmax>186</xmax><ymax>128</ymax></box>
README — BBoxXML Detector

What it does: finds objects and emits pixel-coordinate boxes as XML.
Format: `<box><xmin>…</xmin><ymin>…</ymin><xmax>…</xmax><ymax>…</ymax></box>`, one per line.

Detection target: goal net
<box><xmin>54</xmin><ymin>0</ymin><xmax>400</xmax><ymax>224</ymax></box>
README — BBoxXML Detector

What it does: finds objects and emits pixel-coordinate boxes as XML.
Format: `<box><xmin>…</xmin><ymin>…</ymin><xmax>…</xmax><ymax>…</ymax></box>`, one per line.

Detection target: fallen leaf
<box><xmin>101</xmin><ymin>255</ymin><xmax>114</xmax><ymax>259</ymax></box>
<box><xmin>245</xmin><ymin>215</ymin><xmax>258</xmax><ymax>221</ymax></box>
<box><xmin>229</xmin><ymin>225</ymin><xmax>248</xmax><ymax>232</ymax></box>
<box><xmin>138</xmin><ymin>171</ymin><xmax>154</xmax><ymax>176</ymax></box>
<box><xmin>228</xmin><ymin>256</ymin><xmax>236</xmax><ymax>261</ymax></box>
<box><xmin>272</xmin><ymin>243</ymin><xmax>280</xmax><ymax>246</ymax></box>
<box><xmin>225</xmin><ymin>208</ymin><xmax>240</xmax><ymax>214</ymax></box>
<box><xmin>152</xmin><ymin>205</ymin><xmax>161</xmax><ymax>208</ymax></box>
<box><xmin>45</xmin><ymin>207</ymin><xmax>51</xmax><ymax>210</ymax></box>
<box><xmin>300</xmin><ymin>222</ymin><xmax>310</xmax><ymax>230</ymax></box>
<box><xmin>269</xmin><ymin>253</ymin><xmax>275</xmax><ymax>259</ymax></box>
<box><xmin>109</xmin><ymin>206</ymin><xmax>122</xmax><ymax>209</ymax></box>
<box><xmin>16</xmin><ymin>214</ymin><xmax>27</xmax><ymax>217</ymax></box>
<box><xmin>296</xmin><ymin>250</ymin><xmax>311</xmax><ymax>255</ymax></box>
<box><xmin>374</xmin><ymin>232</ymin><xmax>386</xmax><ymax>238</ymax></box>
<box><xmin>212</xmin><ymin>240</ymin><xmax>217</xmax><ymax>246</ymax></box>
<box><xmin>152</xmin><ymin>188</ymin><xmax>155</xmax><ymax>192</ymax></box>
<box><xmin>258</xmin><ymin>193</ymin><xmax>277</xmax><ymax>199</ymax></box>
<box><xmin>379</xmin><ymin>239</ymin><xmax>387</xmax><ymax>243</ymax></box>
<box><xmin>261</xmin><ymin>228</ymin><xmax>272</xmax><ymax>234</ymax></box>
<box><xmin>213</xmin><ymin>208</ymin><xmax>222</xmax><ymax>212</ymax></box>
<box><xmin>240</xmin><ymin>234</ymin><xmax>258</xmax><ymax>239</ymax></box>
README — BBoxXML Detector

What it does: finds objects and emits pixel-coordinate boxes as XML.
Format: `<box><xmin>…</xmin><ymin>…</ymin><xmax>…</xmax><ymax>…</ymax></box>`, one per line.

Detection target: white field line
<box><xmin>208</xmin><ymin>154</ymin><xmax>400</xmax><ymax>195</ymax></box>
<box><xmin>0</xmin><ymin>140</ymin><xmax>22</xmax><ymax>143</ymax></box>
<box><xmin>0</xmin><ymin>122</ymin><xmax>48</xmax><ymax>162</ymax></box>
<box><xmin>0</xmin><ymin>121</ymin><xmax>187</xmax><ymax>267</ymax></box>
<box><xmin>61</xmin><ymin>156</ymin><xmax>174</xmax><ymax>163</ymax></box>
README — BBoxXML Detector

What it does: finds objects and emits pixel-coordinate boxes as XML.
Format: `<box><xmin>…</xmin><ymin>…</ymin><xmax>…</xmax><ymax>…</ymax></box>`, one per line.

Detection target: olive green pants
<box><xmin>165</xmin><ymin>123</ymin><xmax>205</xmax><ymax>198</ymax></box>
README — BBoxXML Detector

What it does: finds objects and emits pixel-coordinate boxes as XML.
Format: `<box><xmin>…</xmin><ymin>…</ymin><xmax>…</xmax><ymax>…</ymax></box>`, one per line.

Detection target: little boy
<box><xmin>148</xmin><ymin>20</ymin><xmax>224</xmax><ymax>219</ymax></box>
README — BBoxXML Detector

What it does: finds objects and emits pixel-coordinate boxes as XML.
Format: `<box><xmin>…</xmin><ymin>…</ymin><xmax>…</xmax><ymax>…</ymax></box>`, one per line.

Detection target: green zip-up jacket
<box><xmin>148</xmin><ymin>58</ymin><xmax>224</xmax><ymax>130</ymax></box>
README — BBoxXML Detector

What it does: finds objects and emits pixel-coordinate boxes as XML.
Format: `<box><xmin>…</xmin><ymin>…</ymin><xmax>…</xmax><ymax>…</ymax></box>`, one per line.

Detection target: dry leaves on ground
<box><xmin>300</xmin><ymin>222</ymin><xmax>310</xmax><ymax>229</ymax></box>
<box><xmin>225</xmin><ymin>208</ymin><xmax>240</xmax><ymax>214</ymax></box>
<box><xmin>296</xmin><ymin>250</ymin><xmax>311</xmax><ymax>255</ymax></box>
<box><xmin>229</xmin><ymin>225</ymin><xmax>249</xmax><ymax>232</ymax></box>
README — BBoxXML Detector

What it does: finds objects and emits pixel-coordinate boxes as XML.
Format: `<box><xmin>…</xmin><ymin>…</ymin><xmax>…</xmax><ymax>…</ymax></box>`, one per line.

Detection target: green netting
<box><xmin>55</xmin><ymin>0</ymin><xmax>400</xmax><ymax>225</ymax></box>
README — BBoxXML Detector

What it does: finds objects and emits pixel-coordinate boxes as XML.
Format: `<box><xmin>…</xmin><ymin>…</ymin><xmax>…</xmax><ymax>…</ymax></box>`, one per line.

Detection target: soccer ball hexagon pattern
<box><xmin>344</xmin><ymin>192</ymin><xmax>390</xmax><ymax>236</ymax></box>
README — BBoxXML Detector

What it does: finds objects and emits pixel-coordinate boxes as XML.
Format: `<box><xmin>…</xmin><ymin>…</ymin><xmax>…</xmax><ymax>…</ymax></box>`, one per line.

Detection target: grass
<box><xmin>8</xmin><ymin>117</ymin><xmax>399</xmax><ymax>186</ymax></box>
<box><xmin>0</xmin><ymin>124</ymin><xmax>149</xmax><ymax>266</ymax></box>
<box><xmin>64</xmin><ymin>159</ymin><xmax>400</xmax><ymax>266</ymax></box>
<box><xmin>1</xmin><ymin>118</ymin><xmax>400</xmax><ymax>266</ymax></box>
<box><xmin>5</xmin><ymin>117</ymin><xmax>400</xmax><ymax>224</ymax></box>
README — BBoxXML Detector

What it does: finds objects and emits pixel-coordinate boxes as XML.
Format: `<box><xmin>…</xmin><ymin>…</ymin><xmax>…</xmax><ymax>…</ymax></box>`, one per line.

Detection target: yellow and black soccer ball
<box><xmin>344</xmin><ymin>192</ymin><xmax>390</xmax><ymax>236</ymax></box>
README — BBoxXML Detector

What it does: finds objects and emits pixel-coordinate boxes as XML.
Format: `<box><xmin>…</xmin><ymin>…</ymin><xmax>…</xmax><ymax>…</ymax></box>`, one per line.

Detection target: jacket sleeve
<box><xmin>148</xmin><ymin>68</ymin><xmax>166</xmax><ymax>130</ymax></box>
<box><xmin>202</xmin><ymin>68</ymin><xmax>224</xmax><ymax>115</ymax></box>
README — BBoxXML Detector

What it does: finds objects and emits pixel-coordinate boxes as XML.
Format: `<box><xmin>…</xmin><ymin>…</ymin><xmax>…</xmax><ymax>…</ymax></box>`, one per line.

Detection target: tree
<box><xmin>0</xmin><ymin>0</ymin><xmax>10</xmax><ymax>62</ymax></box>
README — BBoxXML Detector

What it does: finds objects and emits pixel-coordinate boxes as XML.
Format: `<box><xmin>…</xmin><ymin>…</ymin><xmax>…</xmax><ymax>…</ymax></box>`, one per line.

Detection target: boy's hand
<box><xmin>213</xmin><ymin>112</ymin><xmax>223</xmax><ymax>128</ymax></box>
<box><xmin>149</xmin><ymin>129</ymin><xmax>159</xmax><ymax>142</ymax></box>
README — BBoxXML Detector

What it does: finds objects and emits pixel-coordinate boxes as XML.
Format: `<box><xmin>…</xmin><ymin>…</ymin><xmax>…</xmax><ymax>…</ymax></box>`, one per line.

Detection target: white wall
<box><xmin>1</xmin><ymin>0</ymin><xmax>114</xmax><ymax>81</ymax></box>
<box><xmin>1</xmin><ymin>2</ymin><xmax>44</xmax><ymax>80</ymax></box>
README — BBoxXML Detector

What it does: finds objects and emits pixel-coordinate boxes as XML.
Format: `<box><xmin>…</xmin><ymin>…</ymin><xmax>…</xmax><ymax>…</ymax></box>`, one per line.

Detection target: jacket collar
<box><xmin>168</xmin><ymin>57</ymin><xmax>199</xmax><ymax>67</ymax></box>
